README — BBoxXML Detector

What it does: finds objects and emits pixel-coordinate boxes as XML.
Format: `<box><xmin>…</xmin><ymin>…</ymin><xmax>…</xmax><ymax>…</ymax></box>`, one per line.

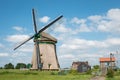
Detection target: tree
<box><xmin>26</xmin><ymin>63</ymin><xmax>32</xmax><ymax>69</ymax></box>
<box><xmin>4</xmin><ymin>63</ymin><xmax>14</xmax><ymax>69</ymax></box>
<box><xmin>15</xmin><ymin>63</ymin><xmax>26</xmax><ymax>69</ymax></box>
<box><xmin>93</xmin><ymin>65</ymin><xmax>99</xmax><ymax>69</ymax></box>
<box><xmin>0</xmin><ymin>67</ymin><xmax>3</xmax><ymax>69</ymax></box>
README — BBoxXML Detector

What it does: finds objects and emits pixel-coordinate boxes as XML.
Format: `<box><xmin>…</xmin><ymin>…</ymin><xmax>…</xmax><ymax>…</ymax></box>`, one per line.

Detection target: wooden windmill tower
<box><xmin>14</xmin><ymin>9</ymin><xmax>63</xmax><ymax>70</ymax></box>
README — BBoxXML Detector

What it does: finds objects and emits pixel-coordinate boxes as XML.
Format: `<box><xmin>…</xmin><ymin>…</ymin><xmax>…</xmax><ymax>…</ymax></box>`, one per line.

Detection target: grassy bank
<box><xmin>0</xmin><ymin>69</ymin><xmax>91</xmax><ymax>80</ymax></box>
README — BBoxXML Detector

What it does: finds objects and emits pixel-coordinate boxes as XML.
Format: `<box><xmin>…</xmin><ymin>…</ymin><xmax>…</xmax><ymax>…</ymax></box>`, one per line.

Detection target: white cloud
<box><xmin>71</xmin><ymin>17</ymin><xmax>86</xmax><ymax>24</ymax></box>
<box><xmin>59</xmin><ymin>37</ymin><xmax>120</xmax><ymax>55</ymax></box>
<box><xmin>78</xmin><ymin>54</ymin><xmax>103</xmax><ymax>58</ymax></box>
<box><xmin>88</xmin><ymin>15</ymin><xmax>102</xmax><ymax>23</ymax></box>
<box><xmin>53</xmin><ymin>23</ymin><xmax>70</xmax><ymax>33</ymax></box>
<box><xmin>0</xmin><ymin>53</ymin><xmax>9</xmax><ymax>57</ymax></box>
<box><xmin>39</xmin><ymin>16</ymin><xmax>50</xmax><ymax>23</ymax></box>
<box><xmin>17</xmin><ymin>43</ymin><xmax>33</xmax><ymax>52</ymax></box>
<box><xmin>70</xmin><ymin>17</ymin><xmax>92</xmax><ymax>33</ymax></box>
<box><xmin>97</xmin><ymin>24</ymin><xmax>107</xmax><ymax>32</ymax></box>
<box><xmin>90</xmin><ymin>8</ymin><xmax>120</xmax><ymax>33</ymax></box>
<box><xmin>57</xmin><ymin>35</ymin><xmax>120</xmax><ymax>67</ymax></box>
<box><xmin>105</xmin><ymin>38</ymin><xmax>120</xmax><ymax>45</ymax></box>
<box><xmin>6</xmin><ymin>34</ymin><xmax>30</xmax><ymax>43</ymax></box>
<box><xmin>59</xmin><ymin>54</ymin><xmax>75</xmax><ymax>59</ymax></box>
<box><xmin>77</xmin><ymin>24</ymin><xmax>91</xmax><ymax>32</ymax></box>
<box><xmin>107</xmin><ymin>8</ymin><xmax>120</xmax><ymax>21</ymax></box>
<box><xmin>97</xmin><ymin>20</ymin><xmax>120</xmax><ymax>33</ymax></box>
<box><xmin>69</xmin><ymin>8</ymin><xmax>120</xmax><ymax>33</ymax></box>
<box><xmin>11</xmin><ymin>52</ymin><xmax>27</xmax><ymax>58</ymax></box>
<box><xmin>13</xmin><ymin>26</ymin><xmax>26</xmax><ymax>32</ymax></box>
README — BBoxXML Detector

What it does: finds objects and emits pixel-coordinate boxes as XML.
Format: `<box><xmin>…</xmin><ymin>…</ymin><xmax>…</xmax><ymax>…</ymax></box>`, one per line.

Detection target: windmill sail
<box><xmin>32</xmin><ymin>9</ymin><xmax>41</xmax><ymax>70</ymax></box>
<box><xmin>14</xmin><ymin>9</ymin><xmax>63</xmax><ymax>70</ymax></box>
<box><xmin>14</xmin><ymin>15</ymin><xmax>63</xmax><ymax>50</ymax></box>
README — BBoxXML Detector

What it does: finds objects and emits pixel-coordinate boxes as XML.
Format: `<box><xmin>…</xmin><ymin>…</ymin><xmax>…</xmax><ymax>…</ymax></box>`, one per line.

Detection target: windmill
<box><xmin>14</xmin><ymin>9</ymin><xmax>63</xmax><ymax>70</ymax></box>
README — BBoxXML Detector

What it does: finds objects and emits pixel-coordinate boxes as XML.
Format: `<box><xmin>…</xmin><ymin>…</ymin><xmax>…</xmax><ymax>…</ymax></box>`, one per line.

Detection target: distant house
<box><xmin>100</xmin><ymin>57</ymin><xmax>116</xmax><ymax>69</ymax></box>
<box><xmin>99</xmin><ymin>57</ymin><xmax>116</xmax><ymax>75</ymax></box>
<box><xmin>72</xmin><ymin>61</ymin><xmax>91</xmax><ymax>72</ymax></box>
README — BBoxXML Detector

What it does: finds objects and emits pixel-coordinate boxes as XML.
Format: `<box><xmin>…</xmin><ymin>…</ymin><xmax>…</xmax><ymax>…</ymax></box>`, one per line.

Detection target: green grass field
<box><xmin>106</xmin><ymin>76</ymin><xmax>120</xmax><ymax>80</ymax></box>
<box><xmin>1</xmin><ymin>69</ymin><xmax>120</xmax><ymax>80</ymax></box>
<box><xmin>0</xmin><ymin>69</ymin><xmax>91</xmax><ymax>80</ymax></box>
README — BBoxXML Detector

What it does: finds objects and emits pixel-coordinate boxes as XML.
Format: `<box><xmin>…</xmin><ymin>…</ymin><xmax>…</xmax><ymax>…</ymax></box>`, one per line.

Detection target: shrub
<box><xmin>50</xmin><ymin>72</ymin><xmax>56</xmax><ymax>75</ymax></box>
<box><xmin>69</xmin><ymin>69</ymin><xmax>79</xmax><ymax>75</ymax></box>
<box><xmin>86</xmin><ymin>70</ymin><xmax>92</xmax><ymax>75</ymax></box>
<box><xmin>58</xmin><ymin>70</ymin><xmax>67</xmax><ymax>75</ymax></box>
<box><xmin>107</xmin><ymin>68</ymin><xmax>114</xmax><ymax>78</ymax></box>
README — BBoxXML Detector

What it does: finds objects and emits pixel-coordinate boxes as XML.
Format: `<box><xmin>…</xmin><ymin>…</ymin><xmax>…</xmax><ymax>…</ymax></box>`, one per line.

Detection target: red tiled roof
<box><xmin>99</xmin><ymin>57</ymin><xmax>115</xmax><ymax>62</ymax></box>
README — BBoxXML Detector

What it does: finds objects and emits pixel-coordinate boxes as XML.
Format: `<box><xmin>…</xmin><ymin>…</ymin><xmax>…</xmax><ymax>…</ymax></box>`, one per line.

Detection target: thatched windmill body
<box><xmin>14</xmin><ymin>9</ymin><xmax>63</xmax><ymax>70</ymax></box>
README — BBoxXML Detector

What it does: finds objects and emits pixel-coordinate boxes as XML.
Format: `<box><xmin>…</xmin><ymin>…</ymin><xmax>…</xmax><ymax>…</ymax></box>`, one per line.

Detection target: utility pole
<box><xmin>110</xmin><ymin>53</ymin><xmax>114</xmax><ymax>69</ymax></box>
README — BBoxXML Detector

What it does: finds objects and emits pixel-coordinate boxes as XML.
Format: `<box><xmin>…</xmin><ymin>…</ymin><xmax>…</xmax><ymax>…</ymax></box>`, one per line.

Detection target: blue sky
<box><xmin>0</xmin><ymin>0</ymin><xmax>120</xmax><ymax>68</ymax></box>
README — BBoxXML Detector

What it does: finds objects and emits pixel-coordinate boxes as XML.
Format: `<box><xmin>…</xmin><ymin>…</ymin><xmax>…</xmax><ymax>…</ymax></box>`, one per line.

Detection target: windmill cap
<box><xmin>40</xmin><ymin>32</ymin><xmax>57</xmax><ymax>43</ymax></box>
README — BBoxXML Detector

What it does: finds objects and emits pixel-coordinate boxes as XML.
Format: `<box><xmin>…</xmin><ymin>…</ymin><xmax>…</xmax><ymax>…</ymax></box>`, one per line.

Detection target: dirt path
<box><xmin>90</xmin><ymin>76</ymin><xmax>105</xmax><ymax>80</ymax></box>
